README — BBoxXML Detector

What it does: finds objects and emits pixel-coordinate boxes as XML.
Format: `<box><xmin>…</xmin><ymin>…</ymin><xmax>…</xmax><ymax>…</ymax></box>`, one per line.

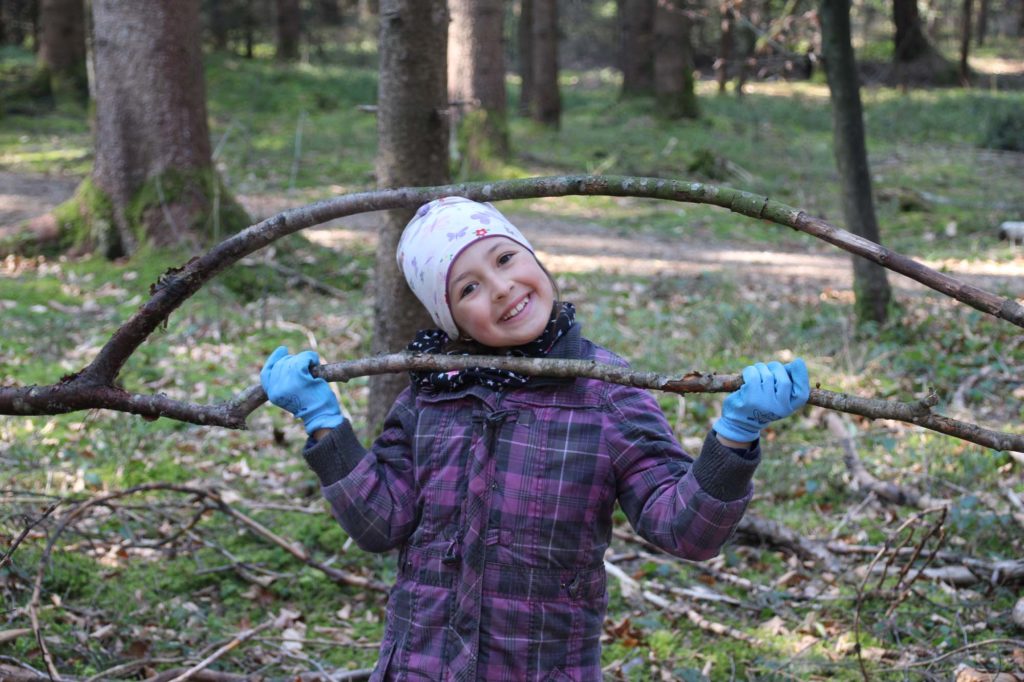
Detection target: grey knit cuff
<box><xmin>691</xmin><ymin>430</ymin><xmax>761</xmax><ymax>502</ymax></box>
<box><xmin>302</xmin><ymin>422</ymin><xmax>367</xmax><ymax>486</ymax></box>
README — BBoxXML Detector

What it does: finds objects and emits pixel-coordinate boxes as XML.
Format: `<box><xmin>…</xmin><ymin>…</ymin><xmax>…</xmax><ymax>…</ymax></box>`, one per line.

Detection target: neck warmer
<box><xmin>407</xmin><ymin>302</ymin><xmax>576</xmax><ymax>394</ymax></box>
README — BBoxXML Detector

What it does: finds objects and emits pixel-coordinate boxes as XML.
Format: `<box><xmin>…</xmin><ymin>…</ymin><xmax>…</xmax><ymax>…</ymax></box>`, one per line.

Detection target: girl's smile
<box><xmin>446</xmin><ymin>236</ymin><xmax>555</xmax><ymax>349</ymax></box>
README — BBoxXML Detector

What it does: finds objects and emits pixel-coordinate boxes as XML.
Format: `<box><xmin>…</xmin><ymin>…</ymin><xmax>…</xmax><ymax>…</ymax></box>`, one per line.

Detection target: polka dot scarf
<box><xmin>407</xmin><ymin>302</ymin><xmax>576</xmax><ymax>394</ymax></box>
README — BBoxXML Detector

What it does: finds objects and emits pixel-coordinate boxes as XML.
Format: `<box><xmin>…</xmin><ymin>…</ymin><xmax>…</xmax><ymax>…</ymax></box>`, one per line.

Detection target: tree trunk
<box><xmin>654</xmin><ymin>0</ymin><xmax>699</xmax><ymax>119</ymax></box>
<box><xmin>276</xmin><ymin>0</ymin><xmax>301</xmax><ymax>60</ymax></box>
<box><xmin>74</xmin><ymin>0</ymin><xmax>246</xmax><ymax>258</ymax></box>
<box><xmin>530</xmin><ymin>0</ymin><xmax>560</xmax><ymax>127</ymax></box>
<box><xmin>974</xmin><ymin>0</ymin><xmax>987</xmax><ymax>45</ymax></box>
<box><xmin>517</xmin><ymin>0</ymin><xmax>534</xmax><ymax>116</ymax></box>
<box><xmin>370</xmin><ymin>0</ymin><xmax>450</xmax><ymax>428</ymax></box>
<box><xmin>893</xmin><ymin>0</ymin><xmax>933</xmax><ymax>61</ymax></box>
<box><xmin>819</xmin><ymin>0</ymin><xmax>892</xmax><ymax>325</ymax></box>
<box><xmin>37</xmin><ymin>0</ymin><xmax>86</xmax><ymax>100</ymax></box>
<box><xmin>2</xmin><ymin>0</ymin><xmax>32</xmax><ymax>46</ymax></box>
<box><xmin>959</xmin><ymin>0</ymin><xmax>973</xmax><ymax>83</ymax></box>
<box><xmin>619</xmin><ymin>0</ymin><xmax>655</xmax><ymax>96</ymax></box>
<box><xmin>208</xmin><ymin>0</ymin><xmax>230</xmax><ymax>51</ymax></box>
<box><xmin>448</xmin><ymin>0</ymin><xmax>509</xmax><ymax>174</ymax></box>
<box><xmin>715</xmin><ymin>0</ymin><xmax>735</xmax><ymax>93</ymax></box>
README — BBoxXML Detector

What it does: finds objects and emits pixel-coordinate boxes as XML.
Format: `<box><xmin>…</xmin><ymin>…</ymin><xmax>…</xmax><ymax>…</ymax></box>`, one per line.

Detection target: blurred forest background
<box><xmin>0</xmin><ymin>0</ymin><xmax>1023</xmax><ymax>680</ymax></box>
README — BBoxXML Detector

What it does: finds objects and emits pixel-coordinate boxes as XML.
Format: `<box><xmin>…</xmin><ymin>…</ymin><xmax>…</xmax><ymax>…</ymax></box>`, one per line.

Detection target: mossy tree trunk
<box><xmin>654</xmin><ymin>0</ymin><xmax>699</xmax><ymax>119</ymax></box>
<box><xmin>56</xmin><ymin>0</ymin><xmax>248</xmax><ymax>259</ymax></box>
<box><xmin>448</xmin><ymin>0</ymin><xmax>509</xmax><ymax>175</ymax></box>
<box><xmin>38</xmin><ymin>0</ymin><xmax>87</xmax><ymax>102</ymax></box>
<box><xmin>820</xmin><ymin>0</ymin><xmax>892</xmax><ymax>325</ymax></box>
<box><xmin>369</xmin><ymin>0</ymin><xmax>450</xmax><ymax>429</ymax></box>
<box><xmin>619</xmin><ymin>0</ymin><xmax>655</xmax><ymax>97</ymax></box>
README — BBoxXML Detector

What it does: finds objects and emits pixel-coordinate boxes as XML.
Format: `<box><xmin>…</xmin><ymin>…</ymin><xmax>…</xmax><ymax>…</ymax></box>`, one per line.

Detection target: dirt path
<box><xmin>3</xmin><ymin>172</ymin><xmax>1022</xmax><ymax>299</ymax></box>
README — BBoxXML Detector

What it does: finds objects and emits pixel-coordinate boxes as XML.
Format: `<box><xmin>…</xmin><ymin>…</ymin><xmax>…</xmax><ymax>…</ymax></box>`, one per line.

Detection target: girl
<box><xmin>261</xmin><ymin>197</ymin><xmax>809</xmax><ymax>682</ymax></box>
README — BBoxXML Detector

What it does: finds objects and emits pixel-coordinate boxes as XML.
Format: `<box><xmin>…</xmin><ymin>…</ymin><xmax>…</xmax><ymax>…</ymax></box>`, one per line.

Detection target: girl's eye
<box><xmin>459</xmin><ymin>282</ymin><xmax>477</xmax><ymax>299</ymax></box>
<box><xmin>497</xmin><ymin>252</ymin><xmax>515</xmax><ymax>265</ymax></box>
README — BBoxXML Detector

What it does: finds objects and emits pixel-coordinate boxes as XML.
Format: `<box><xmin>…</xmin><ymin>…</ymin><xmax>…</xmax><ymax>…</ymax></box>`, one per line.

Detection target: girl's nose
<box><xmin>492</xmin><ymin>278</ymin><xmax>513</xmax><ymax>300</ymax></box>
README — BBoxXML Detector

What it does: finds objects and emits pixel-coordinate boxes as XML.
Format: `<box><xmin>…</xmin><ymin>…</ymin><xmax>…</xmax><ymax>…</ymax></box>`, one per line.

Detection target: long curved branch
<box><xmin>3</xmin><ymin>352</ymin><xmax>1021</xmax><ymax>452</ymax></box>
<box><xmin>1</xmin><ymin>176</ymin><xmax>1021</xmax><ymax>451</ymax></box>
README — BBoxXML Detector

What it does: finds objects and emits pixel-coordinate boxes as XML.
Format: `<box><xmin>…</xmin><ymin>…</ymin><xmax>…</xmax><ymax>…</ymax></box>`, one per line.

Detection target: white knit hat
<box><xmin>397</xmin><ymin>197</ymin><xmax>534</xmax><ymax>339</ymax></box>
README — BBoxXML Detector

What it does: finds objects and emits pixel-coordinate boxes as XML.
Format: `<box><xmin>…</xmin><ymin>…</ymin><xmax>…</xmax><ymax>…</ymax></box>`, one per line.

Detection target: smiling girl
<box><xmin>260</xmin><ymin>197</ymin><xmax>809</xmax><ymax>681</ymax></box>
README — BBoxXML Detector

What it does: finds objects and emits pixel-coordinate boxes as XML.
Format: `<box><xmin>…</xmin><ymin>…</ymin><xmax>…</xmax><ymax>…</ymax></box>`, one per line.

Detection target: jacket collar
<box><xmin>414</xmin><ymin>323</ymin><xmax>588</xmax><ymax>403</ymax></box>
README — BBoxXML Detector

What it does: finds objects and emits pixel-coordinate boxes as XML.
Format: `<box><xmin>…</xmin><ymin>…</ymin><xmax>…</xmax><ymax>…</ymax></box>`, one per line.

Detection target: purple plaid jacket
<box><xmin>304</xmin><ymin>325</ymin><xmax>760</xmax><ymax>681</ymax></box>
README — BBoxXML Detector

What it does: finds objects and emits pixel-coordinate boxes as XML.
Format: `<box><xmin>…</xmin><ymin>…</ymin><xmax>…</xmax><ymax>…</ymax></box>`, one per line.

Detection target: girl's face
<box><xmin>447</xmin><ymin>236</ymin><xmax>555</xmax><ymax>349</ymax></box>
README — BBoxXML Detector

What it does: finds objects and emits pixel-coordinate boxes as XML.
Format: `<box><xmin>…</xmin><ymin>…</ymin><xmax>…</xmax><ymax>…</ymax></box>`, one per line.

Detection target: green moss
<box><xmin>454</xmin><ymin>108</ymin><xmax>510</xmax><ymax>180</ymax></box>
<box><xmin>126</xmin><ymin>167</ymin><xmax>251</xmax><ymax>246</ymax></box>
<box><xmin>29</xmin><ymin>176</ymin><xmax>117</xmax><ymax>258</ymax></box>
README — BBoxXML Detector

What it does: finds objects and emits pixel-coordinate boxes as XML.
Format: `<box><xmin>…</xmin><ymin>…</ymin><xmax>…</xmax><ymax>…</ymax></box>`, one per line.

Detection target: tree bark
<box><xmin>448</xmin><ymin>0</ymin><xmax>509</xmax><ymax>172</ymax></box>
<box><xmin>517</xmin><ymin>0</ymin><xmax>534</xmax><ymax>115</ymax></box>
<box><xmin>959</xmin><ymin>0</ymin><xmax>973</xmax><ymax>84</ymax></box>
<box><xmin>819</xmin><ymin>0</ymin><xmax>892</xmax><ymax>325</ymax></box>
<box><xmin>276</xmin><ymin>0</ymin><xmax>301</xmax><ymax>60</ymax></box>
<box><xmin>654</xmin><ymin>0</ymin><xmax>699</xmax><ymax>119</ymax></box>
<box><xmin>370</xmin><ymin>0</ymin><xmax>450</xmax><ymax>429</ymax></box>
<box><xmin>37</xmin><ymin>0</ymin><xmax>86</xmax><ymax>100</ymax></box>
<box><xmin>619</xmin><ymin>0</ymin><xmax>655</xmax><ymax>96</ymax></box>
<box><xmin>975</xmin><ymin>0</ymin><xmax>987</xmax><ymax>45</ymax></box>
<box><xmin>715</xmin><ymin>0</ymin><xmax>736</xmax><ymax>93</ymax></box>
<box><xmin>892</xmin><ymin>0</ymin><xmax>933</xmax><ymax>61</ymax></box>
<box><xmin>530</xmin><ymin>0</ymin><xmax>560</xmax><ymax>127</ymax></box>
<box><xmin>208</xmin><ymin>0</ymin><xmax>230</xmax><ymax>51</ymax></box>
<box><xmin>84</xmin><ymin>0</ymin><xmax>246</xmax><ymax>258</ymax></box>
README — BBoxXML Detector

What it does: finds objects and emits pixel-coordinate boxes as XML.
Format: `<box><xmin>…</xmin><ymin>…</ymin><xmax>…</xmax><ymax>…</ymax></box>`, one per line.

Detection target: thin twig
<box><xmin>165</xmin><ymin>618</ymin><xmax>274</xmax><ymax>682</ymax></box>
<box><xmin>1</xmin><ymin>500</ymin><xmax>61</xmax><ymax>569</ymax></box>
<box><xmin>894</xmin><ymin>638</ymin><xmax>1024</xmax><ymax>669</ymax></box>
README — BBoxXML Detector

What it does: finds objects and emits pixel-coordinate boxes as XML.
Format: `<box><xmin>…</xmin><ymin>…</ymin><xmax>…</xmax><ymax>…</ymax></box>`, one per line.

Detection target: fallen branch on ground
<box><xmin>824</xmin><ymin>412</ymin><xmax>952</xmax><ymax>509</ymax></box>
<box><xmin>0</xmin><ymin>176</ymin><xmax>1021</xmax><ymax>453</ymax></box>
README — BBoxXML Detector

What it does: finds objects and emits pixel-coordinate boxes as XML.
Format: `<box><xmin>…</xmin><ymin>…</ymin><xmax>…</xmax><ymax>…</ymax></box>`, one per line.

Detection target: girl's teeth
<box><xmin>503</xmin><ymin>297</ymin><xmax>528</xmax><ymax>320</ymax></box>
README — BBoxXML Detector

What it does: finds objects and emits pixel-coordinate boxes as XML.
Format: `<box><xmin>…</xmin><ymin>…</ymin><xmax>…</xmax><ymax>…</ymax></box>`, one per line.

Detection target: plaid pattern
<box><xmin>307</xmin><ymin>325</ymin><xmax>760</xmax><ymax>681</ymax></box>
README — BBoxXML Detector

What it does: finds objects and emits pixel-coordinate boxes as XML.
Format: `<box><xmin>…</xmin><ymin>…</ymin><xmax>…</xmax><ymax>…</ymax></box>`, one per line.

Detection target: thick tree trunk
<box><xmin>959</xmin><ymin>0</ymin><xmax>973</xmax><ymax>84</ymax></box>
<box><xmin>619</xmin><ymin>0</ymin><xmax>655</xmax><ymax>96</ymax></box>
<box><xmin>654</xmin><ymin>0</ymin><xmax>699</xmax><ymax>119</ymax></box>
<box><xmin>819</xmin><ymin>0</ymin><xmax>892</xmax><ymax>324</ymax></box>
<box><xmin>80</xmin><ymin>0</ymin><xmax>245</xmax><ymax>258</ymax></box>
<box><xmin>370</xmin><ymin>0</ymin><xmax>450</xmax><ymax>428</ymax></box>
<box><xmin>530</xmin><ymin>0</ymin><xmax>560</xmax><ymax>127</ymax></box>
<box><xmin>37</xmin><ymin>0</ymin><xmax>86</xmax><ymax>99</ymax></box>
<box><xmin>518</xmin><ymin>0</ymin><xmax>534</xmax><ymax>115</ymax></box>
<box><xmin>893</xmin><ymin>0</ymin><xmax>933</xmax><ymax>61</ymax></box>
<box><xmin>276</xmin><ymin>0</ymin><xmax>301</xmax><ymax>60</ymax></box>
<box><xmin>448</xmin><ymin>0</ymin><xmax>509</xmax><ymax>172</ymax></box>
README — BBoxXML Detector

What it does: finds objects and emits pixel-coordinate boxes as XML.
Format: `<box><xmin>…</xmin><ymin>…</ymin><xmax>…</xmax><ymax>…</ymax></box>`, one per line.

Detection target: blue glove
<box><xmin>713</xmin><ymin>359</ymin><xmax>810</xmax><ymax>442</ymax></box>
<box><xmin>260</xmin><ymin>346</ymin><xmax>344</xmax><ymax>434</ymax></box>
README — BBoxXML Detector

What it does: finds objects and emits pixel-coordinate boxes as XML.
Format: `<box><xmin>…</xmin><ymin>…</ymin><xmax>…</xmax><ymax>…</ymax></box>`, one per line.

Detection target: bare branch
<box><xmin>1</xmin><ymin>176</ymin><xmax>1021</xmax><ymax>454</ymax></box>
